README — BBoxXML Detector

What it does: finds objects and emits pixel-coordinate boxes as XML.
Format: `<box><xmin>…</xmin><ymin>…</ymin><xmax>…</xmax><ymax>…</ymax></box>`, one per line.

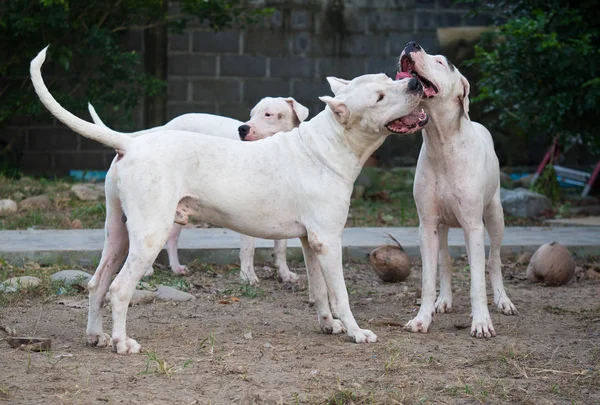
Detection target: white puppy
<box><xmin>88</xmin><ymin>97</ymin><xmax>308</xmax><ymax>286</ymax></box>
<box><xmin>397</xmin><ymin>42</ymin><xmax>517</xmax><ymax>338</ymax></box>
<box><xmin>31</xmin><ymin>46</ymin><xmax>427</xmax><ymax>353</ymax></box>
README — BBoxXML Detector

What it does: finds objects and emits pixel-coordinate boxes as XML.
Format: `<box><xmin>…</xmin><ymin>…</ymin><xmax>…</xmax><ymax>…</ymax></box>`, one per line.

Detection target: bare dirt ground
<box><xmin>0</xmin><ymin>256</ymin><xmax>599</xmax><ymax>405</ymax></box>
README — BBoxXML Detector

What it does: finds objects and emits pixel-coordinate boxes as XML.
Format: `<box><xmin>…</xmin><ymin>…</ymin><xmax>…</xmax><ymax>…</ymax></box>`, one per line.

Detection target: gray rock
<box><xmin>0</xmin><ymin>276</ymin><xmax>41</xmax><ymax>292</ymax></box>
<box><xmin>71</xmin><ymin>184</ymin><xmax>104</xmax><ymax>201</ymax></box>
<box><xmin>19</xmin><ymin>195</ymin><xmax>51</xmax><ymax>210</ymax></box>
<box><xmin>105</xmin><ymin>289</ymin><xmax>158</xmax><ymax>306</ymax></box>
<box><xmin>0</xmin><ymin>199</ymin><xmax>17</xmax><ymax>215</ymax></box>
<box><xmin>50</xmin><ymin>270</ymin><xmax>92</xmax><ymax>288</ymax></box>
<box><xmin>500</xmin><ymin>187</ymin><xmax>552</xmax><ymax>218</ymax></box>
<box><xmin>156</xmin><ymin>285</ymin><xmax>196</xmax><ymax>302</ymax></box>
<box><xmin>513</xmin><ymin>174</ymin><xmax>534</xmax><ymax>189</ymax></box>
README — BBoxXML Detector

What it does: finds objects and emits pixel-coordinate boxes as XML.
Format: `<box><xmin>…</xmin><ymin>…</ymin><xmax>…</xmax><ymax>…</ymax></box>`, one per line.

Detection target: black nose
<box><xmin>238</xmin><ymin>124</ymin><xmax>250</xmax><ymax>140</ymax></box>
<box><xmin>404</xmin><ymin>41</ymin><xmax>422</xmax><ymax>54</ymax></box>
<box><xmin>407</xmin><ymin>77</ymin><xmax>421</xmax><ymax>92</ymax></box>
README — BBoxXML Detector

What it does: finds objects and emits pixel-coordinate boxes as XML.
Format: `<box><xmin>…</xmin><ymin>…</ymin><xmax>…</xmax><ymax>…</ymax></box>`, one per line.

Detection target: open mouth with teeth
<box><xmin>385</xmin><ymin>109</ymin><xmax>429</xmax><ymax>134</ymax></box>
<box><xmin>396</xmin><ymin>55</ymin><xmax>438</xmax><ymax>98</ymax></box>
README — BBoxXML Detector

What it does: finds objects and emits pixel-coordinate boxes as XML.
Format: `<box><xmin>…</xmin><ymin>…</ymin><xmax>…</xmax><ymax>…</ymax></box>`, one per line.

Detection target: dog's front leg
<box><xmin>239</xmin><ymin>235</ymin><xmax>260</xmax><ymax>285</ymax></box>
<box><xmin>305</xmin><ymin>233</ymin><xmax>377</xmax><ymax>343</ymax></box>
<box><xmin>434</xmin><ymin>224</ymin><xmax>453</xmax><ymax>313</ymax></box>
<box><xmin>405</xmin><ymin>223</ymin><xmax>439</xmax><ymax>333</ymax></box>
<box><xmin>273</xmin><ymin>239</ymin><xmax>299</xmax><ymax>285</ymax></box>
<box><xmin>299</xmin><ymin>236</ymin><xmax>344</xmax><ymax>335</ymax></box>
<box><xmin>464</xmin><ymin>223</ymin><xmax>496</xmax><ymax>338</ymax></box>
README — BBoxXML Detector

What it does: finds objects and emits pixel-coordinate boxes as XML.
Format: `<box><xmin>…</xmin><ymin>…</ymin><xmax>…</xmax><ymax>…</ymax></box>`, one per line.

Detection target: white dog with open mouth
<box><xmin>397</xmin><ymin>42</ymin><xmax>517</xmax><ymax>338</ymax></box>
<box><xmin>31</xmin><ymin>46</ymin><xmax>427</xmax><ymax>353</ymax></box>
<box><xmin>87</xmin><ymin>97</ymin><xmax>308</xmax><ymax>286</ymax></box>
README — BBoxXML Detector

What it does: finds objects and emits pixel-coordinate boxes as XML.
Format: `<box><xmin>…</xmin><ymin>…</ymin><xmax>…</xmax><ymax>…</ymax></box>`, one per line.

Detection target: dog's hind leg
<box><xmin>299</xmin><ymin>236</ymin><xmax>344</xmax><ymax>335</ymax></box>
<box><xmin>239</xmin><ymin>235</ymin><xmax>260</xmax><ymax>285</ymax></box>
<box><xmin>166</xmin><ymin>224</ymin><xmax>189</xmax><ymax>275</ymax></box>
<box><xmin>484</xmin><ymin>190</ymin><xmax>517</xmax><ymax>315</ymax></box>
<box><xmin>86</xmin><ymin>179</ymin><xmax>128</xmax><ymax>347</ymax></box>
<box><xmin>434</xmin><ymin>224</ymin><xmax>453</xmax><ymax>313</ymax></box>
<box><xmin>273</xmin><ymin>240</ymin><xmax>299</xmax><ymax>285</ymax></box>
<box><xmin>108</xmin><ymin>200</ymin><xmax>175</xmax><ymax>354</ymax></box>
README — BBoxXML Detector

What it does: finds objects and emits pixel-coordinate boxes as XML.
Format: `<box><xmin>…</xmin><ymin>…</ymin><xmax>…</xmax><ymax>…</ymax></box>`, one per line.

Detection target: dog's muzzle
<box><xmin>238</xmin><ymin>124</ymin><xmax>250</xmax><ymax>141</ymax></box>
<box><xmin>407</xmin><ymin>77</ymin><xmax>422</xmax><ymax>93</ymax></box>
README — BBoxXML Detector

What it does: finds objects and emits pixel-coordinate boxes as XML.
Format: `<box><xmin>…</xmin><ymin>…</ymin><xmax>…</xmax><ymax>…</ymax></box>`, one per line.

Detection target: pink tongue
<box><xmin>395</xmin><ymin>71</ymin><xmax>412</xmax><ymax>80</ymax></box>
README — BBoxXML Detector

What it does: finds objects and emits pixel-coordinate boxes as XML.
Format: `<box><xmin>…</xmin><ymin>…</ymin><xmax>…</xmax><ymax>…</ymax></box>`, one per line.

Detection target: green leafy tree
<box><xmin>0</xmin><ymin>0</ymin><xmax>272</xmax><ymax>169</ymax></box>
<box><xmin>462</xmin><ymin>0</ymin><xmax>600</xmax><ymax>153</ymax></box>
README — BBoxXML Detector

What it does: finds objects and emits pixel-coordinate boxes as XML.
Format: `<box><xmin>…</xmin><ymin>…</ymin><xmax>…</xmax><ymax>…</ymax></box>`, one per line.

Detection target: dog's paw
<box><xmin>496</xmin><ymin>297</ymin><xmax>517</xmax><ymax>316</ymax></box>
<box><xmin>240</xmin><ymin>270</ymin><xmax>260</xmax><ymax>285</ymax></box>
<box><xmin>470</xmin><ymin>316</ymin><xmax>496</xmax><ymax>338</ymax></box>
<box><xmin>87</xmin><ymin>332</ymin><xmax>111</xmax><ymax>348</ymax></box>
<box><xmin>348</xmin><ymin>329</ymin><xmax>377</xmax><ymax>343</ymax></box>
<box><xmin>319</xmin><ymin>316</ymin><xmax>345</xmax><ymax>335</ymax></box>
<box><xmin>434</xmin><ymin>295</ymin><xmax>453</xmax><ymax>313</ymax></box>
<box><xmin>280</xmin><ymin>270</ymin><xmax>299</xmax><ymax>284</ymax></box>
<box><xmin>113</xmin><ymin>337</ymin><xmax>142</xmax><ymax>354</ymax></box>
<box><xmin>144</xmin><ymin>267</ymin><xmax>155</xmax><ymax>277</ymax></box>
<box><xmin>404</xmin><ymin>313</ymin><xmax>433</xmax><ymax>334</ymax></box>
<box><xmin>171</xmin><ymin>265</ymin><xmax>189</xmax><ymax>276</ymax></box>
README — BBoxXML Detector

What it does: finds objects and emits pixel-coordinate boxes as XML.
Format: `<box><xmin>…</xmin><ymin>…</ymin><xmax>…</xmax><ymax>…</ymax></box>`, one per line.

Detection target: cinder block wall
<box><xmin>7</xmin><ymin>0</ymin><xmax>484</xmax><ymax>174</ymax></box>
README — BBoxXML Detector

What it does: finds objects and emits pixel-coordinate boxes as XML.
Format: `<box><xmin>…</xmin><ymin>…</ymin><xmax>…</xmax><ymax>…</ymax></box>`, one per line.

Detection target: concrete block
<box><xmin>318</xmin><ymin>57</ymin><xmax>367</xmax><ymax>79</ymax></box>
<box><xmin>221</xmin><ymin>55</ymin><xmax>267</xmax><ymax>77</ymax></box>
<box><xmin>168</xmin><ymin>79</ymin><xmax>188</xmax><ymax>102</ymax></box>
<box><xmin>417</xmin><ymin>11</ymin><xmax>465</xmax><ymax>32</ymax></box>
<box><xmin>367</xmin><ymin>9</ymin><xmax>415</xmax><ymax>33</ymax></box>
<box><xmin>291</xmin><ymin>10</ymin><xmax>312</xmax><ymax>30</ymax></box>
<box><xmin>270</xmin><ymin>57</ymin><xmax>314</xmax><ymax>78</ymax></box>
<box><xmin>218</xmin><ymin>103</ymin><xmax>253</xmax><ymax>121</ymax></box>
<box><xmin>292</xmin><ymin>80</ymin><xmax>332</xmax><ymax>101</ymax></box>
<box><xmin>169</xmin><ymin>33</ymin><xmax>190</xmax><ymax>52</ymax></box>
<box><xmin>28</xmin><ymin>128</ymin><xmax>78</xmax><ymax>151</ymax></box>
<box><xmin>168</xmin><ymin>54</ymin><xmax>216</xmax><ymax>76</ymax></box>
<box><xmin>167</xmin><ymin>103</ymin><xmax>217</xmax><ymax>120</ymax></box>
<box><xmin>244</xmin><ymin>79</ymin><xmax>290</xmax><ymax>103</ymax></box>
<box><xmin>192</xmin><ymin>31</ymin><xmax>239</xmax><ymax>53</ymax></box>
<box><xmin>245</xmin><ymin>30</ymin><xmax>290</xmax><ymax>55</ymax></box>
<box><xmin>341</xmin><ymin>34</ymin><xmax>387</xmax><ymax>56</ymax></box>
<box><xmin>192</xmin><ymin>79</ymin><xmax>241</xmax><ymax>102</ymax></box>
<box><xmin>293</xmin><ymin>33</ymin><xmax>336</xmax><ymax>56</ymax></box>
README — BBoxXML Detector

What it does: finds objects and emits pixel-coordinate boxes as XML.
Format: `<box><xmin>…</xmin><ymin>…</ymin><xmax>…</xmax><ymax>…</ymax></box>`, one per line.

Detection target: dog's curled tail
<box><xmin>87</xmin><ymin>103</ymin><xmax>109</xmax><ymax>129</ymax></box>
<box><xmin>30</xmin><ymin>46</ymin><xmax>131</xmax><ymax>152</ymax></box>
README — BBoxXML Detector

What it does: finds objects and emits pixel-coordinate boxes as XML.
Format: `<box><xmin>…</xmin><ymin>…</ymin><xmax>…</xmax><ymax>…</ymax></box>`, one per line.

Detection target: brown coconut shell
<box><xmin>526</xmin><ymin>242</ymin><xmax>575</xmax><ymax>286</ymax></box>
<box><xmin>370</xmin><ymin>236</ymin><xmax>411</xmax><ymax>282</ymax></box>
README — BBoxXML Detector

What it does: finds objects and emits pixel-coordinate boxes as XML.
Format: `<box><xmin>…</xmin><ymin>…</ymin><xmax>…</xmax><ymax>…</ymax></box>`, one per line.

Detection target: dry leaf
<box><xmin>218</xmin><ymin>300</ymin><xmax>232</xmax><ymax>305</ymax></box>
<box><xmin>229</xmin><ymin>296</ymin><xmax>240</xmax><ymax>302</ymax></box>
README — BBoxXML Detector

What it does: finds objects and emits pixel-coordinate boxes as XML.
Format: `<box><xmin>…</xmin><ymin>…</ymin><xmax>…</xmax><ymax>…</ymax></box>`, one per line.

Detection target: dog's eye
<box><xmin>265</xmin><ymin>113</ymin><xmax>272</xmax><ymax>117</ymax></box>
<box><xmin>437</xmin><ymin>60</ymin><xmax>444</xmax><ymax>66</ymax></box>
<box><xmin>377</xmin><ymin>93</ymin><xmax>385</xmax><ymax>102</ymax></box>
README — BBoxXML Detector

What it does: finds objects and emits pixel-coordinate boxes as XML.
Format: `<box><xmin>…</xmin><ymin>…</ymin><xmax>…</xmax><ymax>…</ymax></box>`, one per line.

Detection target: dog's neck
<box><xmin>421</xmin><ymin>103</ymin><xmax>469</xmax><ymax>158</ymax></box>
<box><xmin>296</xmin><ymin>109</ymin><xmax>385</xmax><ymax>184</ymax></box>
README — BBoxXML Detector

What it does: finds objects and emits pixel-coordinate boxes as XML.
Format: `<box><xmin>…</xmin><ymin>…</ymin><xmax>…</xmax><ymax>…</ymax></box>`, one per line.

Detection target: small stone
<box><xmin>12</xmin><ymin>191</ymin><xmax>25</xmax><ymax>201</ymax></box>
<box><xmin>0</xmin><ymin>276</ymin><xmax>41</xmax><ymax>292</ymax></box>
<box><xmin>71</xmin><ymin>184</ymin><xmax>103</xmax><ymax>201</ymax></box>
<box><xmin>0</xmin><ymin>199</ymin><xmax>17</xmax><ymax>215</ymax></box>
<box><xmin>71</xmin><ymin>219</ymin><xmax>83</xmax><ymax>229</ymax></box>
<box><xmin>243</xmin><ymin>332</ymin><xmax>253</xmax><ymax>340</ymax></box>
<box><xmin>513</xmin><ymin>174</ymin><xmax>534</xmax><ymax>189</ymax></box>
<box><xmin>263</xmin><ymin>342</ymin><xmax>272</xmax><ymax>349</ymax></box>
<box><xmin>155</xmin><ymin>285</ymin><xmax>195</xmax><ymax>302</ymax></box>
<box><xmin>50</xmin><ymin>270</ymin><xmax>92</xmax><ymax>288</ymax></box>
<box><xmin>105</xmin><ymin>289</ymin><xmax>157</xmax><ymax>306</ymax></box>
<box><xmin>19</xmin><ymin>195</ymin><xmax>51</xmax><ymax>210</ymax></box>
<box><xmin>500</xmin><ymin>188</ymin><xmax>552</xmax><ymax>218</ymax></box>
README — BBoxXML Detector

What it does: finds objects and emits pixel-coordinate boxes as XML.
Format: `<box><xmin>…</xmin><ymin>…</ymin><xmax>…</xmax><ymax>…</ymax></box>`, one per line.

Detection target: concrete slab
<box><xmin>1</xmin><ymin>226</ymin><xmax>599</xmax><ymax>267</ymax></box>
<box><xmin>544</xmin><ymin>216</ymin><xmax>600</xmax><ymax>227</ymax></box>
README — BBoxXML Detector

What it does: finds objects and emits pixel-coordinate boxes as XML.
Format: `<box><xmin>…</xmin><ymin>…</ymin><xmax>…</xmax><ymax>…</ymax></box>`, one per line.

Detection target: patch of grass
<box><xmin>144</xmin><ymin>269</ymin><xmax>190</xmax><ymax>291</ymax></box>
<box><xmin>0</xmin><ymin>385</ymin><xmax>11</xmax><ymax>400</ymax></box>
<box><xmin>238</xmin><ymin>283</ymin><xmax>264</xmax><ymax>298</ymax></box>
<box><xmin>140</xmin><ymin>351</ymin><xmax>174</xmax><ymax>376</ymax></box>
<box><xmin>198</xmin><ymin>332</ymin><xmax>216</xmax><ymax>356</ymax></box>
<box><xmin>327</xmin><ymin>389</ymin><xmax>358</xmax><ymax>405</ymax></box>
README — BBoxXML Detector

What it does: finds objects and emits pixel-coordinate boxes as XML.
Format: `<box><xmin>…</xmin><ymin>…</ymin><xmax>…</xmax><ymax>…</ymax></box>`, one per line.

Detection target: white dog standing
<box><xmin>397</xmin><ymin>42</ymin><xmax>517</xmax><ymax>338</ymax></box>
<box><xmin>88</xmin><ymin>98</ymin><xmax>308</xmax><ymax>285</ymax></box>
<box><xmin>32</xmin><ymin>46</ymin><xmax>428</xmax><ymax>353</ymax></box>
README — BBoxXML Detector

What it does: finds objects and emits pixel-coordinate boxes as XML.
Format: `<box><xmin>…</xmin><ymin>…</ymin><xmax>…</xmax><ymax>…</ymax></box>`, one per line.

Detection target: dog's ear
<box><xmin>319</xmin><ymin>96</ymin><xmax>350</xmax><ymax>125</ymax></box>
<box><xmin>326</xmin><ymin>77</ymin><xmax>350</xmax><ymax>96</ymax></box>
<box><xmin>283</xmin><ymin>97</ymin><xmax>309</xmax><ymax>122</ymax></box>
<box><xmin>459</xmin><ymin>74</ymin><xmax>470</xmax><ymax>120</ymax></box>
